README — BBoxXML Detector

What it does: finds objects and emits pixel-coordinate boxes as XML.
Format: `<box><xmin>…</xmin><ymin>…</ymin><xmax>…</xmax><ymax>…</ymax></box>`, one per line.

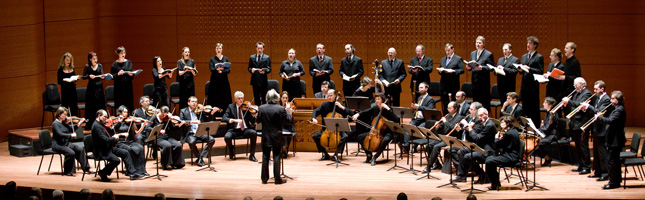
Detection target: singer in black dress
<box><xmin>152</xmin><ymin>56</ymin><xmax>171</xmax><ymax>108</ymax></box>
<box><xmin>208</xmin><ymin>43</ymin><xmax>232</xmax><ymax>115</ymax></box>
<box><xmin>279</xmin><ymin>48</ymin><xmax>305</xmax><ymax>100</ymax></box>
<box><xmin>82</xmin><ymin>52</ymin><xmax>106</xmax><ymax>129</ymax></box>
<box><xmin>177</xmin><ymin>47</ymin><xmax>196</xmax><ymax>109</ymax></box>
<box><xmin>111</xmin><ymin>46</ymin><xmax>135</xmax><ymax>111</ymax></box>
<box><xmin>57</xmin><ymin>52</ymin><xmax>79</xmax><ymax>116</ymax></box>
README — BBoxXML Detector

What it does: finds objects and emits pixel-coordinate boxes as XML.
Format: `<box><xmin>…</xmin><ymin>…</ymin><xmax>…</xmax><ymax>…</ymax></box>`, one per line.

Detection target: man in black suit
<box><xmin>310</xmin><ymin>89</ymin><xmax>353</xmax><ymax>161</ymax></box>
<box><xmin>258</xmin><ymin>89</ymin><xmax>293</xmax><ymax>184</ymax></box>
<box><xmin>519</xmin><ymin>36</ymin><xmax>544</xmax><ymax>125</ymax></box>
<box><xmin>453</xmin><ymin>108</ymin><xmax>496</xmax><ymax>183</ymax></box>
<box><xmin>379</xmin><ymin>48</ymin><xmax>407</xmax><ymax>107</ymax></box>
<box><xmin>544</xmin><ymin>48</ymin><xmax>565</xmax><ymax>100</ymax></box>
<box><xmin>581</xmin><ymin>80</ymin><xmax>612</xmax><ymax>180</ymax></box>
<box><xmin>595</xmin><ymin>91</ymin><xmax>626</xmax><ymax>189</ymax></box>
<box><xmin>421</xmin><ymin>101</ymin><xmax>464</xmax><ymax>173</ymax></box>
<box><xmin>405</xmin><ymin>82</ymin><xmax>435</xmax><ymax>154</ymax></box>
<box><xmin>468</xmin><ymin>36</ymin><xmax>495</xmax><ymax>110</ymax></box>
<box><xmin>409</xmin><ymin>44</ymin><xmax>433</xmax><ymax>99</ymax></box>
<box><xmin>535</xmin><ymin>97</ymin><xmax>560</xmax><ymax>167</ymax></box>
<box><xmin>485</xmin><ymin>115</ymin><xmax>521</xmax><ymax>190</ymax></box>
<box><xmin>313</xmin><ymin>81</ymin><xmax>330</xmax><ymax>99</ymax></box>
<box><xmin>132</xmin><ymin>96</ymin><xmax>153</xmax><ymax>143</ymax></box>
<box><xmin>309</xmin><ymin>44</ymin><xmax>334</xmax><ymax>94</ymax></box>
<box><xmin>179</xmin><ymin>96</ymin><xmax>219</xmax><ymax>166</ymax></box>
<box><xmin>92</xmin><ymin>109</ymin><xmax>138</xmax><ymax>181</ymax></box>
<box><xmin>500</xmin><ymin>92</ymin><xmax>524</xmax><ymax>121</ymax></box>
<box><xmin>339</xmin><ymin>44</ymin><xmax>364</xmax><ymax>97</ymax></box>
<box><xmin>438</xmin><ymin>43</ymin><xmax>465</xmax><ymax>114</ymax></box>
<box><xmin>561</xmin><ymin>77</ymin><xmax>593</xmax><ymax>174</ymax></box>
<box><xmin>455</xmin><ymin>91</ymin><xmax>470</xmax><ymax>117</ymax></box>
<box><xmin>222</xmin><ymin>91</ymin><xmax>258</xmax><ymax>161</ymax></box>
<box><xmin>495</xmin><ymin>43</ymin><xmax>519</xmax><ymax>106</ymax></box>
<box><xmin>248</xmin><ymin>42</ymin><xmax>271</xmax><ymax>105</ymax></box>
<box><xmin>562</xmin><ymin>42</ymin><xmax>582</xmax><ymax>98</ymax></box>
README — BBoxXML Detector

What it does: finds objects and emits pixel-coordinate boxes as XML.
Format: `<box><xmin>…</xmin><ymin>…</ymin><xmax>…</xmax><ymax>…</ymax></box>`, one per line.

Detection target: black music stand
<box><xmin>392</xmin><ymin>107</ymin><xmax>414</xmax><ymax>160</ymax></box>
<box><xmin>422</xmin><ymin>109</ymin><xmax>444</xmax><ymax>121</ymax></box>
<box><xmin>457</xmin><ymin>140</ymin><xmax>487</xmax><ymax>195</ymax></box>
<box><xmin>416</xmin><ymin>126</ymin><xmax>443</xmax><ymax>180</ymax></box>
<box><xmin>195</xmin><ymin>121</ymin><xmax>220</xmax><ymax>172</ymax></box>
<box><xmin>436</xmin><ymin>134</ymin><xmax>463</xmax><ymax>189</ymax></box>
<box><xmin>345</xmin><ymin>96</ymin><xmax>371</xmax><ymax>111</ymax></box>
<box><xmin>324</xmin><ymin>118</ymin><xmax>351</xmax><ymax>168</ymax></box>
<box><xmin>144</xmin><ymin>125</ymin><xmax>168</xmax><ymax>181</ymax></box>
<box><xmin>520</xmin><ymin>117</ymin><xmax>549</xmax><ymax>192</ymax></box>
<box><xmin>401</xmin><ymin>124</ymin><xmax>441</xmax><ymax>180</ymax></box>
<box><xmin>383</xmin><ymin>120</ymin><xmax>411</xmax><ymax>172</ymax></box>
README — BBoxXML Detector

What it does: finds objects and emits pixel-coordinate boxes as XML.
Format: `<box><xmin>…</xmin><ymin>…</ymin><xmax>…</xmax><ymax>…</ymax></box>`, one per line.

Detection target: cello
<box><xmin>319</xmin><ymin>91</ymin><xmax>344</xmax><ymax>151</ymax></box>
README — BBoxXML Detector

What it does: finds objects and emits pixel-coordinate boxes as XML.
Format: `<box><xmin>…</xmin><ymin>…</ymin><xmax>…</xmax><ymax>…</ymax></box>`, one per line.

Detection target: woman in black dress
<box><xmin>279</xmin><ymin>48</ymin><xmax>304</xmax><ymax>100</ymax></box>
<box><xmin>152</xmin><ymin>56</ymin><xmax>171</xmax><ymax>108</ymax></box>
<box><xmin>51</xmin><ymin>107</ymin><xmax>91</xmax><ymax>175</ymax></box>
<box><xmin>177</xmin><ymin>47</ymin><xmax>196</xmax><ymax>109</ymax></box>
<box><xmin>208</xmin><ymin>43</ymin><xmax>232</xmax><ymax>116</ymax></box>
<box><xmin>114</xmin><ymin>106</ymin><xmax>148</xmax><ymax>176</ymax></box>
<box><xmin>82</xmin><ymin>52</ymin><xmax>106</xmax><ymax>130</ymax></box>
<box><xmin>280</xmin><ymin>91</ymin><xmax>295</xmax><ymax>157</ymax></box>
<box><xmin>111</xmin><ymin>46</ymin><xmax>135</xmax><ymax>111</ymax></box>
<box><xmin>57</xmin><ymin>52</ymin><xmax>79</xmax><ymax>116</ymax></box>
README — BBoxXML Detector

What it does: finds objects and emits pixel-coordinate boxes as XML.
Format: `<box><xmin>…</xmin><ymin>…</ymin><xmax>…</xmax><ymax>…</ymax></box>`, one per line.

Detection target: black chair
<box><xmin>429</xmin><ymin>81</ymin><xmax>442</xmax><ymax>107</ymax></box>
<box><xmin>267</xmin><ymin>80</ymin><xmax>280</xmax><ymax>92</ymax></box>
<box><xmin>36</xmin><ymin>130</ymin><xmax>64</xmax><ymax>176</ymax></box>
<box><xmin>461</xmin><ymin>82</ymin><xmax>473</xmax><ymax>104</ymax></box>
<box><xmin>81</xmin><ymin>135</ymin><xmax>119</xmax><ymax>181</ymax></box>
<box><xmin>300</xmin><ymin>80</ymin><xmax>306</xmax><ymax>98</ymax></box>
<box><xmin>552</xmin><ymin>118</ymin><xmax>574</xmax><ymax>164</ymax></box>
<box><xmin>490</xmin><ymin>84</ymin><xmax>502</xmax><ymax>117</ymax></box>
<box><xmin>143</xmin><ymin>83</ymin><xmax>155</xmax><ymax>98</ymax></box>
<box><xmin>170</xmin><ymin>82</ymin><xmax>180</xmax><ymax>111</ymax></box>
<box><xmin>105</xmin><ymin>85</ymin><xmax>115</xmax><ymax>114</ymax></box>
<box><xmin>76</xmin><ymin>87</ymin><xmax>87</xmax><ymax>117</ymax></box>
<box><xmin>622</xmin><ymin>139</ymin><xmax>645</xmax><ymax>188</ymax></box>
<box><xmin>329</xmin><ymin>80</ymin><xmax>336</xmax><ymax>90</ymax></box>
<box><xmin>42</xmin><ymin>83</ymin><xmax>61</xmax><ymax>129</ymax></box>
<box><xmin>225</xmin><ymin>135</ymin><xmax>250</xmax><ymax>159</ymax></box>
<box><xmin>500</xmin><ymin>141</ymin><xmax>527</xmax><ymax>189</ymax></box>
<box><xmin>621</xmin><ymin>132</ymin><xmax>641</xmax><ymax>159</ymax></box>
<box><xmin>204</xmin><ymin>81</ymin><xmax>210</xmax><ymax>103</ymax></box>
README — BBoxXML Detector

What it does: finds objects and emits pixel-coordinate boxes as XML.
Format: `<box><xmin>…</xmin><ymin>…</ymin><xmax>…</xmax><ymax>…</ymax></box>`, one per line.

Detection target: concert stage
<box><xmin>1</xmin><ymin>128</ymin><xmax>644</xmax><ymax>200</ymax></box>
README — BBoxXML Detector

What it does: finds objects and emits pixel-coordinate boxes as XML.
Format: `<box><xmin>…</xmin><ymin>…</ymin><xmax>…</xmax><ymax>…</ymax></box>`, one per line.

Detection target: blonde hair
<box><xmin>58</xmin><ymin>52</ymin><xmax>74</xmax><ymax>70</ymax></box>
<box><xmin>215</xmin><ymin>43</ymin><xmax>223</xmax><ymax>48</ymax></box>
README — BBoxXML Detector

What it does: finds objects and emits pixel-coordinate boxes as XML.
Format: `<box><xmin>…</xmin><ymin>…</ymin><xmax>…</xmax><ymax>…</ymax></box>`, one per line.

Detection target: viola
<box><xmin>124</xmin><ymin>116</ymin><xmax>148</xmax><ymax>123</ymax></box>
<box><xmin>240</xmin><ymin>101</ymin><xmax>258</xmax><ymax>114</ymax></box>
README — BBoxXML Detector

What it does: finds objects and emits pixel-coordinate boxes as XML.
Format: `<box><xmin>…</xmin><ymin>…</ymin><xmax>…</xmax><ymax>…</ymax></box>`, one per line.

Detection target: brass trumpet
<box><xmin>550</xmin><ymin>90</ymin><xmax>576</xmax><ymax>114</ymax></box>
<box><xmin>580</xmin><ymin>104</ymin><xmax>611</xmax><ymax>131</ymax></box>
<box><xmin>566</xmin><ymin>94</ymin><xmax>596</xmax><ymax>119</ymax></box>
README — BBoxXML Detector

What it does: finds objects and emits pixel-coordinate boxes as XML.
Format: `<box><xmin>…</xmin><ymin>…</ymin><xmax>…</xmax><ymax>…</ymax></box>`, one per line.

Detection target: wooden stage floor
<box><xmin>1</xmin><ymin>128</ymin><xmax>645</xmax><ymax>200</ymax></box>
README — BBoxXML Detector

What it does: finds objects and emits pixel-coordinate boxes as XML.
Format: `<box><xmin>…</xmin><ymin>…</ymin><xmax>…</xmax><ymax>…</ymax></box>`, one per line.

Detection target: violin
<box><xmin>146</xmin><ymin>106</ymin><xmax>157</xmax><ymax>116</ymax></box>
<box><xmin>104</xmin><ymin>116</ymin><xmax>119</xmax><ymax>128</ymax></box>
<box><xmin>195</xmin><ymin>104</ymin><xmax>220</xmax><ymax>114</ymax></box>
<box><xmin>67</xmin><ymin>116</ymin><xmax>88</xmax><ymax>124</ymax></box>
<box><xmin>240</xmin><ymin>101</ymin><xmax>258</xmax><ymax>114</ymax></box>
<box><xmin>161</xmin><ymin>114</ymin><xmax>184</xmax><ymax>126</ymax></box>
<box><xmin>124</xmin><ymin>116</ymin><xmax>148</xmax><ymax>123</ymax></box>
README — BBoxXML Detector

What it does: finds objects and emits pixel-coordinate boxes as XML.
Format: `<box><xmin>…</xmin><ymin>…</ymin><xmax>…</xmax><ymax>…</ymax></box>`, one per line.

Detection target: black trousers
<box><xmin>591</xmin><ymin>134</ymin><xmax>608</xmax><ymax>176</ymax></box>
<box><xmin>426</xmin><ymin>140</ymin><xmax>445</xmax><ymax>168</ymax></box>
<box><xmin>571</xmin><ymin>129</ymin><xmax>591</xmax><ymax>170</ymax></box>
<box><xmin>225</xmin><ymin>129</ymin><xmax>257</xmax><ymax>156</ymax></box>
<box><xmin>535</xmin><ymin>134</ymin><xmax>557</xmax><ymax>158</ymax></box>
<box><xmin>384</xmin><ymin>86</ymin><xmax>401</xmax><ymax>107</ymax></box>
<box><xmin>52</xmin><ymin>143</ymin><xmax>89</xmax><ymax>174</ymax></box>
<box><xmin>607</xmin><ymin>146</ymin><xmax>622</xmax><ymax>186</ymax></box>
<box><xmin>261</xmin><ymin>144</ymin><xmax>283</xmax><ymax>183</ymax></box>
<box><xmin>117</xmin><ymin>142</ymin><xmax>146</xmax><ymax>175</ymax></box>
<box><xmin>187</xmin><ymin>133</ymin><xmax>215</xmax><ymax>160</ymax></box>
<box><xmin>336</xmin><ymin>130</ymin><xmax>359</xmax><ymax>155</ymax></box>
<box><xmin>252</xmin><ymin>85</ymin><xmax>267</xmax><ymax>105</ymax></box>
<box><xmin>357</xmin><ymin>132</ymin><xmax>393</xmax><ymax>160</ymax></box>
<box><xmin>312</xmin><ymin>130</ymin><xmax>347</xmax><ymax>155</ymax></box>
<box><xmin>155</xmin><ymin>138</ymin><xmax>184</xmax><ymax>168</ymax></box>
<box><xmin>485</xmin><ymin>155</ymin><xmax>516</xmax><ymax>186</ymax></box>
<box><xmin>457</xmin><ymin>149</ymin><xmax>487</xmax><ymax>176</ymax></box>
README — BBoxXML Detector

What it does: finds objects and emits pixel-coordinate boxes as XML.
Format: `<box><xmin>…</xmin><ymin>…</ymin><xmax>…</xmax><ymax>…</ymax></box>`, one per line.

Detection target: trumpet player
<box><xmin>594</xmin><ymin>91</ymin><xmax>626</xmax><ymax>190</ymax></box>
<box><xmin>561</xmin><ymin>77</ymin><xmax>593</xmax><ymax>174</ymax></box>
<box><xmin>580</xmin><ymin>80</ymin><xmax>612</xmax><ymax>181</ymax></box>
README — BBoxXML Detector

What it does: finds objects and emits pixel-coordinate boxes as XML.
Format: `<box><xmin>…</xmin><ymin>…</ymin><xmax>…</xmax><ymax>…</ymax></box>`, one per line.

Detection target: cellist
<box><xmin>352</xmin><ymin>93</ymin><xmax>400</xmax><ymax>166</ymax></box>
<box><xmin>311</xmin><ymin>89</ymin><xmax>352</xmax><ymax>162</ymax></box>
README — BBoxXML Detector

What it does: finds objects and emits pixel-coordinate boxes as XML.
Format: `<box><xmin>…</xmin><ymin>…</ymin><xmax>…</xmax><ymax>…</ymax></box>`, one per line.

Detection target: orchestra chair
<box><xmin>42</xmin><ymin>83</ymin><xmax>61</xmax><ymax>129</ymax></box>
<box><xmin>300</xmin><ymin>80</ymin><xmax>306</xmax><ymax>98</ymax></box>
<box><xmin>204</xmin><ymin>81</ymin><xmax>210</xmax><ymax>103</ymax></box>
<box><xmin>36</xmin><ymin>129</ymin><xmax>64</xmax><ymax>176</ymax></box>
<box><xmin>81</xmin><ymin>135</ymin><xmax>120</xmax><ymax>181</ymax></box>
<box><xmin>621</xmin><ymin>132</ymin><xmax>641</xmax><ymax>159</ymax></box>
<box><xmin>224</xmin><ymin>135</ymin><xmax>250</xmax><ymax>159</ymax></box>
<box><xmin>460</xmin><ymin>82</ymin><xmax>473</xmax><ymax>104</ymax></box>
<box><xmin>76</xmin><ymin>87</ymin><xmax>87</xmax><ymax>118</ymax></box>
<box><xmin>490</xmin><ymin>84</ymin><xmax>502</xmax><ymax>118</ymax></box>
<box><xmin>105</xmin><ymin>85</ymin><xmax>115</xmax><ymax>114</ymax></box>
<box><xmin>169</xmin><ymin>82</ymin><xmax>180</xmax><ymax>113</ymax></box>
<box><xmin>622</xmin><ymin>139</ymin><xmax>645</xmax><ymax>188</ymax></box>
<box><xmin>429</xmin><ymin>81</ymin><xmax>442</xmax><ymax>108</ymax></box>
<box><xmin>499</xmin><ymin>141</ymin><xmax>527</xmax><ymax>189</ymax></box>
<box><xmin>267</xmin><ymin>80</ymin><xmax>279</xmax><ymax>92</ymax></box>
<box><xmin>329</xmin><ymin>80</ymin><xmax>336</xmax><ymax>90</ymax></box>
<box><xmin>143</xmin><ymin>84</ymin><xmax>154</xmax><ymax>98</ymax></box>
<box><xmin>552</xmin><ymin>118</ymin><xmax>574</xmax><ymax>164</ymax></box>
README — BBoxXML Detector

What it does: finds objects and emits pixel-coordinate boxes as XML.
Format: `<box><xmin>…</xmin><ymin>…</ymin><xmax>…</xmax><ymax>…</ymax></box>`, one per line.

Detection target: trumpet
<box><xmin>580</xmin><ymin>104</ymin><xmax>611</xmax><ymax>131</ymax></box>
<box><xmin>550</xmin><ymin>90</ymin><xmax>576</xmax><ymax>114</ymax></box>
<box><xmin>566</xmin><ymin>94</ymin><xmax>596</xmax><ymax>119</ymax></box>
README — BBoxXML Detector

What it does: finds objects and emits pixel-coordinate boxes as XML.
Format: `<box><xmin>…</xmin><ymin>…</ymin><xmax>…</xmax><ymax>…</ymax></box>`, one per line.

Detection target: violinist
<box><xmin>353</xmin><ymin>93</ymin><xmax>400</xmax><ymax>166</ymax></box>
<box><xmin>453</xmin><ymin>107</ymin><xmax>496</xmax><ymax>183</ymax></box>
<box><xmin>485</xmin><ymin>115</ymin><xmax>521</xmax><ymax>190</ymax></box>
<box><xmin>222</xmin><ymin>91</ymin><xmax>258</xmax><ymax>161</ymax></box>
<box><xmin>133</xmin><ymin>96</ymin><xmax>154</xmax><ymax>143</ymax></box>
<box><xmin>280</xmin><ymin>91</ymin><xmax>295</xmax><ymax>157</ymax></box>
<box><xmin>311</xmin><ymin>89</ymin><xmax>352</xmax><ymax>161</ymax></box>
<box><xmin>422</xmin><ymin>101</ymin><xmax>464</xmax><ymax>174</ymax></box>
<box><xmin>405</xmin><ymin>82</ymin><xmax>435</xmax><ymax>155</ymax></box>
<box><xmin>91</xmin><ymin>109</ymin><xmax>138</xmax><ymax>181</ymax></box>
<box><xmin>114</xmin><ymin>106</ymin><xmax>148</xmax><ymax>176</ymax></box>
<box><xmin>145</xmin><ymin>106</ymin><xmax>186</xmax><ymax>169</ymax></box>
<box><xmin>51</xmin><ymin>107</ymin><xmax>91</xmax><ymax>176</ymax></box>
<box><xmin>534</xmin><ymin>97</ymin><xmax>560</xmax><ymax>167</ymax></box>
<box><xmin>180</xmin><ymin>96</ymin><xmax>219</xmax><ymax>166</ymax></box>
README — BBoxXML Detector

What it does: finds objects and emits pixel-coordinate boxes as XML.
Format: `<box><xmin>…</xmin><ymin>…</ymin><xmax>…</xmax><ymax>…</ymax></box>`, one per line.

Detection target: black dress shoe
<box><xmin>603</xmin><ymin>184</ymin><xmax>620</xmax><ymax>189</ymax></box>
<box><xmin>229</xmin><ymin>154</ymin><xmax>236</xmax><ymax>160</ymax></box>
<box><xmin>196</xmin><ymin>159</ymin><xmax>205</xmax><ymax>167</ymax></box>
<box><xmin>63</xmin><ymin>173</ymin><xmax>74</xmax><ymax>176</ymax></box>
<box><xmin>364</xmin><ymin>156</ymin><xmax>372</xmax><ymax>163</ymax></box>
<box><xmin>475</xmin><ymin>178</ymin><xmax>490</xmax><ymax>184</ymax></box>
<box><xmin>370</xmin><ymin>158</ymin><xmax>376</xmax><ymax>166</ymax></box>
<box><xmin>452</xmin><ymin>176</ymin><xmax>467</xmax><ymax>182</ymax></box>
<box><xmin>541</xmin><ymin>157</ymin><xmax>552</xmax><ymax>167</ymax></box>
<box><xmin>129</xmin><ymin>175</ymin><xmax>137</xmax><ymax>180</ymax></box>
<box><xmin>262</xmin><ymin>181</ymin><xmax>268</xmax><ymax>184</ymax></box>
<box><xmin>571</xmin><ymin>168</ymin><xmax>581</xmax><ymax>172</ymax></box>
<box><xmin>421</xmin><ymin>167</ymin><xmax>430</xmax><ymax>174</ymax></box>
<box><xmin>249</xmin><ymin>155</ymin><xmax>258</xmax><ymax>162</ymax></box>
<box><xmin>275</xmin><ymin>179</ymin><xmax>287</xmax><ymax>184</ymax></box>
<box><xmin>597</xmin><ymin>176</ymin><xmax>609</xmax><ymax>181</ymax></box>
<box><xmin>99</xmin><ymin>172</ymin><xmax>110</xmax><ymax>182</ymax></box>
<box><xmin>579</xmin><ymin>169</ymin><xmax>591</xmax><ymax>175</ymax></box>
<box><xmin>320</xmin><ymin>154</ymin><xmax>330</xmax><ymax>161</ymax></box>
<box><xmin>487</xmin><ymin>185</ymin><xmax>500</xmax><ymax>190</ymax></box>
<box><xmin>84</xmin><ymin>169</ymin><xmax>95</xmax><ymax>174</ymax></box>
<box><xmin>588</xmin><ymin>174</ymin><xmax>601</xmax><ymax>178</ymax></box>
<box><xmin>431</xmin><ymin>164</ymin><xmax>442</xmax><ymax>170</ymax></box>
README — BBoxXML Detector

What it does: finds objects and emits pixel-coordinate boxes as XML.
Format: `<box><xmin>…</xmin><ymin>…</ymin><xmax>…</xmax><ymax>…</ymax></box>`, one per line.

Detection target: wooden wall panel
<box><xmin>568</xmin><ymin>15</ymin><xmax>642</xmax><ymax>65</ymax></box>
<box><xmin>44</xmin><ymin>0</ymin><xmax>97</xmax><ymax>22</ymax></box>
<box><xmin>44</xmin><ymin>19</ymin><xmax>97</xmax><ymax>84</ymax></box>
<box><xmin>98</xmin><ymin>1</ymin><xmax>176</xmax><ymax>17</ymax></box>
<box><xmin>0</xmin><ymin>0</ymin><xmax>43</xmax><ymax>27</ymax></box>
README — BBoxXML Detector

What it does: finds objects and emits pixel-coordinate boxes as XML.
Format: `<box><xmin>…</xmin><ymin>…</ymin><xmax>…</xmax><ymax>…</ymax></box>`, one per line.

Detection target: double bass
<box><xmin>320</xmin><ymin>92</ymin><xmax>344</xmax><ymax>151</ymax></box>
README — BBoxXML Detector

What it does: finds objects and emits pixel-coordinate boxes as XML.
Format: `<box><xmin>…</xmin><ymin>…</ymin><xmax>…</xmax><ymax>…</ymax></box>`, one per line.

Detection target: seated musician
<box><xmin>421</xmin><ymin>101</ymin><xmax>464</xmax><ymax>173</ymax></box>
<box><xmin>353</xmin><ymin>93</ymin><xmax>401</xmax><ymax>166</ymax></box>
<box><xmin>222</xmin><ymin>91</ymin><xmax>258</xmax><ymax>161</ymax></box>
<box><xmin>313</xmin><ymin>81</ymin><xmax>330</xmax><ymax>98</ymax></box>
<box><xmin>405</xmin><ymin>82</ymin><xmax>435</xmax><ymax>155</ymax></box>
<box><xmin>91</xmin><ymin>109</ymin><xmax>138</xmax><ymax>181</ymax></box>
<box><xmin>180</xmin><ymin>96</ymin><xmax>220</xmax><ymax>166</ymax></box>
<box><xmin>353</xmin><ymin>77</ymin><xmax>384</xmax><ymax>103</ymax></box>
<box><xmin>280</xmin><ymin>91</ymin><xmax>295</xmax><ymax>158</ymax></box>
<box><xmin>485</xmin><ymin>115</ymin><xmax>521</xmax><ymax>190</ymax></box>
<box><xmin>132</xmin><ymin>96</ymin><xmax>155</xmax><ymax>143</ymax></box>
<box><xmin>500</xmin><ymin>92</ymin><xmax>524</xmax><ymax>121</ymax></box>
<box><xmin>145</xmin><ymin>106</ymin><xmax>186</xmax><ymax>169</ymax></box>
<box><xmin>51</xmin><ymin>107</ymin><xmax>91</xmax><ymax>176</ymax></box>
<box><xmin>449</xmin><ymin>102</ymin><xmax>483</xmax><ymax>173</ymax></box>
<box><xmin>311</xmin><ymin>89</ymin><xmax>353</xmax><ymax>161</ymax></box>
<box><xmin>453</xmin><ymin>107</ymin><xmax>495</xmax><ymax>183</ymax></box>
<box><xmin>114</xmin><ymin>106</ymin><xmax>148</xmax><ymax>177</ymax></box>
<box><xmin>534</xmin><ymin>97</ymin><xmax>559</xmax><ymax>167</ymax></box>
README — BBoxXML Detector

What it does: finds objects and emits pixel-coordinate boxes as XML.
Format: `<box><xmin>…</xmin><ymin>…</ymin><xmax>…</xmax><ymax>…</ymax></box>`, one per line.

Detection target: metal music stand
<box><xmin>195</xmin><ymin>121</ymin><xmax>220</xmax><ymax>172</ymax></box>
<box><xmin>519</xmin><ymin>117</ymin><xmax>549</xmax><ymax>192</ymax></box>
<box><xmin>436</xmin><ymin>134</ymin><xmax>463</xmax><ymax>190</ymax></box>
<box><xmin>324</xmin><ymin>118</ymin><xmax>351</xmax><ymax>168</ymax></box>
<box><xmin>144</xmin><ymin>125</ymin><xmax>167</xmax><ymax>181</ymax></box>
<box><xmin>392</xmin><ymin>107</ymin><xmax>414</xmax><ymax>159</ymax></box>
<box><xmin>457</xmin><ymin>140</ymin><xmax>487</xmax><ymax>195</ymax></box>
<box><xmin>345</xmin><ymin>96</ymin><xmax>371</xmax><ymax>111</ymax></box>
<box><xmin>258</xmin><ymin>123</ymin><xmax>293</xmax><ymax>180</ymax></box>
<box><xmin>422</xmin><ymin>109</ymin><xmax>444</xmax><ymax>121</ymax></box>
<box><xmin>401</xmin><ymin>124</ymin><xmax>440</xmax><ymax>180</ymax></box>
<box><xmin>383</xmin><ymin>119</ymin><xmax>411</xmax><ymax>172</ymax></box>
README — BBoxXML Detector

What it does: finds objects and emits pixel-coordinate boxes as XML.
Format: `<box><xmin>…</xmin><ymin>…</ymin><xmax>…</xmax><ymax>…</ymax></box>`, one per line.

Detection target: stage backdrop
<box><xmin>0</xmin><ymin>0</ymin><xmax>643</xmax><ymax>141</ymax></box>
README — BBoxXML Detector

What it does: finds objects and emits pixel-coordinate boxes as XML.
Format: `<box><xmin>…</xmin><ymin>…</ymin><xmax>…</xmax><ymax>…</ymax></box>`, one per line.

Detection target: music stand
<box><xmin>520</xmin><ymin>118</ymin><xmax>549</xmax><ymax>192</ymax></box>
<box><xmin>436</xmin><ymin>134</ymin><xmax>463</xmax><ymax>189</ymax></box>
<box><xmin>195</xmin><ymin>121</ymin><xmax>220</xmax><ymax>172</ymax></box>
<box><xmin>402</xmin><ymin>124</ymin><xmax>440</xmax><ymax>180</ymax></box>
<box><xmin>383</xmin><ymin>120</ymin><xmax>411</xmax><ymax>172</ymax></box>
<box><xmin>345</xmin><ymin>96</ymin><xmax>371</xmax><ymax>111</ymax></box>
<box><xmin>456</xmin><ymin>140</ymin><xmax>487</xmax><ymax>195</ymax></box>
<box><xmin>144</xmin><ymin>125</ymin><xmax>168</xmax><ymax>181</ymax></box>
<box><xmin>324</xmin><ymin>118</ymin><xmax>351</xmax><ymax>168</ymax></box>
<box><xmin>392</xmin><ymin>107</ymin><xmax>414</xmax><ymax>159</ymax></box>
<box><xmin>421</xmin><ymin>109</ymin><xmax>443</xmax><ymax>121</ymax></box>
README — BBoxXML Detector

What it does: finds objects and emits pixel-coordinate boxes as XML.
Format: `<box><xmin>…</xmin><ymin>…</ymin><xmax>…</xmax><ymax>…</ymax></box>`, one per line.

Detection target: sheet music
<box><xmin>487</xmin><ymin>64</ymin><xmax>506</xmax><ymax>76</ymax></box>
<box><xmin>533</xmin><ymin>74</ymin><xmax>549</xmax><ymax>83</ymax></box>
<box><xmin>526</xmin><ymin>118</ymin><xmax>545</xmax><ymax>138</ymax></box>
<box><xmin>63</xmin><ymin>75</ymin><xmax>79</xmax><ymax>82</ymax></box>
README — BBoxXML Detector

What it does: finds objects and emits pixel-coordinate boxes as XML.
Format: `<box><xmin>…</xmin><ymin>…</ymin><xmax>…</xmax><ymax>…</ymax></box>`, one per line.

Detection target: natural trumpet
<box><xmin>566</xmin><ymin>94</ymin><xmax>596</xmax><ymax>119</ymax></box>
<box><xmin>550</xmin><ymin>90</ymin><xmax>576</xmax><ymax>114</ymax></box>
<box><xmin>580</xmin><ymin>104</ymin><xmax>611</xmax><ymax>131</ymax></box>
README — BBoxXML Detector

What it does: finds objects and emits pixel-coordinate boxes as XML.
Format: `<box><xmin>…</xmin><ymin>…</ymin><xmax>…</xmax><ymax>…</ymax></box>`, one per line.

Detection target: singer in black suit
<box><xmin>485</xmin><ymin>116</ymin><xmax>521</xmax><ymax>190</ymax></box>
<box><xmin>545</xmin><ymin>48</ymin><xmax>565</xmax><ymax>100</ymax></box>
<box><xmin>92</xmin><ymin>110</ymin><xmax>137</xmax><ymax>181</ymax></box>
<box><xmin>280</xmin><ymin>49</ymin><xmax>305</xmax><ymax>100</ymax></box>
<box><xmin>495</xmin><ymin>43</ymin><xmax>519</xmax><ymax>106</ymax></box>
<box><xmin>409</xmin><ymin>45</ymin><xmax>433</xmax><ymax>99</ymax></box>
<box><xmin>500</xmin><ymin>92</ymin><xmax>524</xmax><ymax>121</ymax></box>
<box><xmin>339</xmin><ymin>44</ymin><xmax>364</xmax><ymax>97</ymax></box>
<box><xmin>438</xmin><ymin>44</ymin><xmax>465</xmax><ymax>114</ymax></box>
<box><xmin>222</xmin><ymin>91</ymin><xmax>258</xmax><ymax>161</ymax></box>
<box><xmin>535</xmin><ymin>97</ymin><xmax>560</xmax><ymax>166</ymax></box>
<box><xmin>562</xmin><ymin>77</ymin><xmax>593</xmax><ymax>174</ymax></box>
<box><xmin>180</xmin><ymin>96</ymin><xmax>218</xmax><ymax>167</ymax></box>
<box><xmin>595</xmin><ymin>91</ymin><xmax>626</xmax><ymax>189</ymax></box>
<box><xmin>258</xmin><ymin>89</ymin><xmax>293</xmax><ymax>184</ymax></box>
<box><xmin>562</xmin><ymin>42</ymin><xmax>582</xmax><ymax>98</ymax></box>
<box><xmin>51</xmin><ymin>107</ymin><xmax>90</xmax><ymax>176</ymax></box>
<box><xmin>468</xmin><ymin>36</ymin><xmax>495</xmax><ymax>110</ymax></box>
<box><xmin>519</xmin><ymin>36</ymin><xmax>544</xmax><ymax>125</ymax></box>
<box><xmin>248</xmin><ymin>42</ymin><xmax>272</xmax><ymax>105</ymax></box>
<box><xmin>379</xmin><ymin>48</ymin><xmax>407</xmax><ymax>107</ymax></box>
<box><xmin>309</xmin><ymin>44</ymin><xmax>334</xmax><ymax>94</ymax></box>
<box><xmin>582</xmin><ymin>81</ymin><xmax>612</xmax><ymax>180</ymax></box>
